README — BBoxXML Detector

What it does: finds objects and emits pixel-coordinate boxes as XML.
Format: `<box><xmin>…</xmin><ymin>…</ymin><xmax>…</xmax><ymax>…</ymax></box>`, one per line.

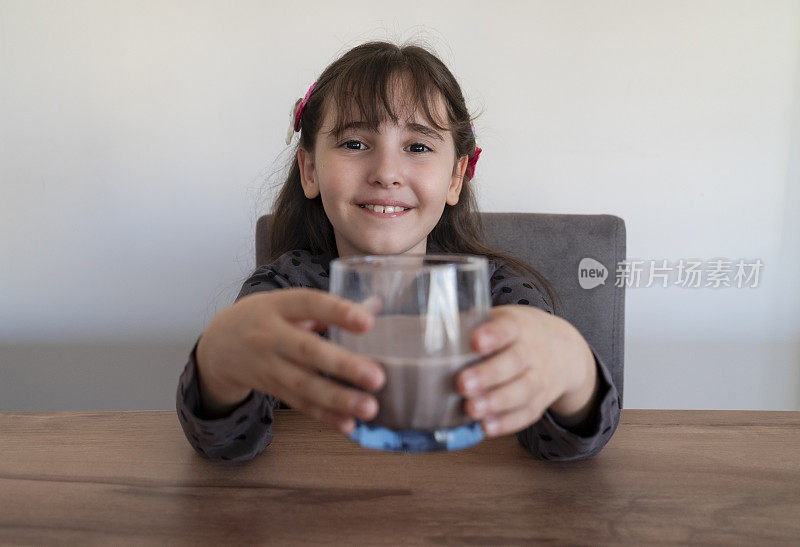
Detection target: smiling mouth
<box><xmin>356</xmin><ymin>204</ymin><xmax>413</xmax><ymax>217</ymax></box>
<box><xmin>357</xmin><ymin>204</ymin><xmax>411</xmax><ymax>213</ymax></box>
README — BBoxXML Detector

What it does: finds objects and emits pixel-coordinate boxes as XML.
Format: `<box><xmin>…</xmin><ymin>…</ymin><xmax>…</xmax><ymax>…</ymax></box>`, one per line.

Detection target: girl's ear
<box><xmin>446</xmin><ymin>154</ymin><xmax>470</xmax><ymax>206</ymax></box>
<box><xmin>297</xmin><ymin>147</ymin><xmax>320</xmax><ymax>199</ymax></box>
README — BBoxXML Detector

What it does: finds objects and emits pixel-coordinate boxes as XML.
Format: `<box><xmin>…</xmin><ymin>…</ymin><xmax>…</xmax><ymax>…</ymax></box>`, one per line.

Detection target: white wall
<box><xmin>1</xmin><ymin>0</ymin><xmax>798</xmax><ymax>411</ymax></box>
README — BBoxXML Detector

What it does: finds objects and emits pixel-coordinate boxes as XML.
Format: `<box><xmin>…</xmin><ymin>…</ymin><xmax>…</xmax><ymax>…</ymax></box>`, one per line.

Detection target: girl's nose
<box><xmin>369</xmin><ymin>146</ymin><xmax>403</xmax><ymax>187</ymax></box>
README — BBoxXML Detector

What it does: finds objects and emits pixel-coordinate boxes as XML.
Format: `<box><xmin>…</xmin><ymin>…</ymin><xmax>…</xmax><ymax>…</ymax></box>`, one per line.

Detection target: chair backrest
<box><xmin>255</xmin><ymin>212</ymin><xmax>626</xmax><ymax>406</ymax></box>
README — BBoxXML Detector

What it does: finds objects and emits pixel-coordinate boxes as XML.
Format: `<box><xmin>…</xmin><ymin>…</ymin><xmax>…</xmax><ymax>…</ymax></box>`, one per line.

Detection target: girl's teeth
<box><xmin>364</xmin><ymin>204</ymin><xmax>406</xmax><ymax>213</ymax></box>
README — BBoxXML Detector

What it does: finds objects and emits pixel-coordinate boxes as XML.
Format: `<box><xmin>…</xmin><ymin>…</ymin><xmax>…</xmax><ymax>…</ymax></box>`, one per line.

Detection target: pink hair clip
<box><xmin>286</xmin><ymin>81</ymin><xmax>317</xmax><ymax>144</ymax></box>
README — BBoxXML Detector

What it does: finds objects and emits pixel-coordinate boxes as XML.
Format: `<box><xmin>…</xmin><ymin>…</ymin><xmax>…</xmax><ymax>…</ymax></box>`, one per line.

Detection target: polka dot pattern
<box><xmin>177</xmin><ymin>248</ymin><xmax>620</xmax><ymax>462</ymax></box>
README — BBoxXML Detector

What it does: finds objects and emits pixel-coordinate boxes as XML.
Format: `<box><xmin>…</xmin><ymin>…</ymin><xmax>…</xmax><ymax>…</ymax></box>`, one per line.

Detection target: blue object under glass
<box><xmin>349</xmin><ymin>419</ymin><xmax>485</xmax><ymax>452</ymax></box>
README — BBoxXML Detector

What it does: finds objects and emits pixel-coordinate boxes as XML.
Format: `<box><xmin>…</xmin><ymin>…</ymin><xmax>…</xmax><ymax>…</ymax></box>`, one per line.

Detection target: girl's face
<box><xmin>297</xmin><ymin>91</ymin><xmax>469</xmax><ymax>258</ymax></box>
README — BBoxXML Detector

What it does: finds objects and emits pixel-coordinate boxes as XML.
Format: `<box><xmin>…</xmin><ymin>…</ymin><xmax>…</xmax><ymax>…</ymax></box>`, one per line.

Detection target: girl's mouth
<box><xmin>357</xmin><ymin>204</ymin><xmax>413</xmax><ymax>218</ymax></box>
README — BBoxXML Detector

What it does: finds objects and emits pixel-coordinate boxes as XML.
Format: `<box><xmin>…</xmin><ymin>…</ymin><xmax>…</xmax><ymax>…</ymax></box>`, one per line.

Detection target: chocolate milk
<box><xmin>367</xmin><ymin>352</ymin><xmax>483</xmax><ymax>431</ymax></box>
<box><xmin>334</xmin><ymin>313</ymin><xmax>486</xmax><ymax>432</ymax></box>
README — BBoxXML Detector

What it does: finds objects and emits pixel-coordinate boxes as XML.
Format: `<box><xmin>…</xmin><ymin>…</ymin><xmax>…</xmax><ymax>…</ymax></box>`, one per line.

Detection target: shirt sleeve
<box><xmin>175</xmin><ymin>263</ymin><xmax>292</xmax><ymax>461</ymax></box>
<box><xmin>490</xmin><ymin>262</ymin><xmax>621</xmax><ymax>460</ymax></box>
<box><xmin>176</xmin><ymin>336</ymin><xmax>277</xmax><ymax>461</ymax></box>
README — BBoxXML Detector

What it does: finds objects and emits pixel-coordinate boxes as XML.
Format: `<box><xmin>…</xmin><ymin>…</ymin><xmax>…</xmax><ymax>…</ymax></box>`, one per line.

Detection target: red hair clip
<box><xmin>466</xmin><ymin>147</ymin><xmax>482</xmax><ymax>179</ymax></box>
<box><xmin>465</xmin><ymin>123</ymin><xmax>482</xmax><ymax>179</ymax></box>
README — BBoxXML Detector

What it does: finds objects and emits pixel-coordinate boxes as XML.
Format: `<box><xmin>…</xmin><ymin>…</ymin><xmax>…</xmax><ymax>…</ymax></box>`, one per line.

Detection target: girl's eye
<box><xmin>339</xmin><ymin>140</ymin><xmax>431</xmax><ymax>153</ymax></box>
<box><xmin>407</xmin><ymin>143</ymin><xmax>432</xmax><ymax>153</ymax></box>
<box><xmin>342</xmin><ymin>140</ymin><xmax>365</xmax><ymax>150</ymax></box>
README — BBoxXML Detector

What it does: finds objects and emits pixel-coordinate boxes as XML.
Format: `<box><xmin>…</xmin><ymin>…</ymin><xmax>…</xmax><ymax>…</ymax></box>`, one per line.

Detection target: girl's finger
<box><xmin>457</xmin><ymin>343</ymin><xmax>528</xmax><ymax>397</ymax></box>
<box><xmin>464</xmin><ymin>371</ymin><xmax>531</xmax><ymax>420</ymax></box>
<box><xmin>470</xmin><ymin>312</ymin><xmax>520</xmax><ymax>355</ymax></box>
<box><xmin>290</xmin><ymin>296</ymin><xmax>381</xmax><ymax>334</ymax></box>
<box><xmin>269</xmin><ymin>380</ymin><xmax>356</xmax><ymax>435</ymax></box>
<box><xmin>278</xmin><ymin>288</ymin><xmax>376</xmax><ymax>333</ymax></box>
<box><xmin>481</xmin><ymin>399</ymin><xmax>545</xmax><ymax>438</ymax></box>
<box><xmin>289</xmin><ymin>319</ymin><xmax>325</xmax><ymax>332</ymax></box>
<box><xmin>358</xmin><ymin>295</ymin><xmax>383</xmax><ymax>315</ymax></box>
<box><xmin>255</xmin><ymin>350</ymin><xmax>379</xmax><ymax>423</ymax></box>
<box><xmin>271</xmin><ymin>319</ymin><xmax>385</xmax><ymax>393</ymax></box>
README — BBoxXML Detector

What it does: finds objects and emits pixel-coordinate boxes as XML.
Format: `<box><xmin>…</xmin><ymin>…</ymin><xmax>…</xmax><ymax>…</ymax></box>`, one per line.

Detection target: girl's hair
<box><xmin>267</xmin><ymin>40</ymin><xmax>563</xmax><ymax>316</ymax></box>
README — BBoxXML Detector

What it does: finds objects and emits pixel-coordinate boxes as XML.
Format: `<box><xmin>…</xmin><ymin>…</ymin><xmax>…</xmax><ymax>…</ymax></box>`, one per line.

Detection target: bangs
<box><xmin>324</xmin><ymin>60</ymin><xmax>453</xmax><ymax>138</ymax></box>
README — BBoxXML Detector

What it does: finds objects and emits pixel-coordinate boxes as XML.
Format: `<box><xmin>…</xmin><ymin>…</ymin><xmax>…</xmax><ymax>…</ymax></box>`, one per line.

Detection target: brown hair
<box><xmin>267</xmin><ymin>40</ymin><xmax>563</xmax><ymax>315</ymax></box>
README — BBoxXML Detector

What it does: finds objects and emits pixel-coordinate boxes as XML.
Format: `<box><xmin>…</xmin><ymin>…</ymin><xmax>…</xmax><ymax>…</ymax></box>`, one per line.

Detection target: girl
<box><xmin>176</xmin><ymin>41</ymin><xmax>620</xmax><ymax>462</ymax></box>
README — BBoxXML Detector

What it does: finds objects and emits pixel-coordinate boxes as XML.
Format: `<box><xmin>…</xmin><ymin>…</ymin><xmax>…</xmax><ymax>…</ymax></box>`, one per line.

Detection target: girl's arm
<box><xmin>176</xmin><ymin>262</ymin><xmax>291</xmax><ymax>462</ymax></box>
<box><xmin>516</xmin><ymin>341</ymin><xmax>620</xmax><ymax>461</ymax></box>
<box><xmin>176</xmin><ymin>251</ymin><xmax>383</xmax><ymax>462</ymax></box>
<box><xmin>548</xmin><ymin>334</ymin><xmax>599</xmax><ymax>427</ymax></box>
<box><xmin>176</xmin><ymin>336</ymin><xmax>277</xmax><ymax>462</ymax></box>
<box><xmin>459</xmin><ymin>262</ymin><xmax>621</xmax><ymax>460</ymax></box>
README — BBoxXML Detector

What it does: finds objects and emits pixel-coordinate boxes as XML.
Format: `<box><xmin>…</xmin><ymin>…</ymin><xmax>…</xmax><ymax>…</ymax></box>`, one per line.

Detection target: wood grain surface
<box><xmin>1</xmin><ymin>409</ymin><xmax>798</xmax><ymax>545</ymax></box>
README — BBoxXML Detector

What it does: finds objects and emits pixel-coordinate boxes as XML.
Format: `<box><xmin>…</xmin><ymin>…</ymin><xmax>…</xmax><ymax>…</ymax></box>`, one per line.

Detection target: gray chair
<box><xmin>256</xmin><ymin>213</ymin><xmax>626</xmax><ymax>407</ymax></box>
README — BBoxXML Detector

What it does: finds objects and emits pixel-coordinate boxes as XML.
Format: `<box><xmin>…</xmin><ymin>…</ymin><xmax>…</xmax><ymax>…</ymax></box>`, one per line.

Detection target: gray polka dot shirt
<box><xmin>176</xmin><ymin>247</ymin><xmax>621</xmax><ymax>462</ymax></box>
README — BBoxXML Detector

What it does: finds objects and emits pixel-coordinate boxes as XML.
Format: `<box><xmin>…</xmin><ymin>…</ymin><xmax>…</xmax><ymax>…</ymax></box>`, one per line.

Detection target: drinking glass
<box><xmin>329</xmin><ymin>254</ymin><xmax>491</xmax><ymax>452</ymax></box>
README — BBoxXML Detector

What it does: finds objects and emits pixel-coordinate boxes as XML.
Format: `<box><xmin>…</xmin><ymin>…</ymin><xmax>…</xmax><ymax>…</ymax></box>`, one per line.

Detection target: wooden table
<box><xmin>1</xmin><ymin>409</ymin><xmax>798</xmax><ymax>545</ymax></box>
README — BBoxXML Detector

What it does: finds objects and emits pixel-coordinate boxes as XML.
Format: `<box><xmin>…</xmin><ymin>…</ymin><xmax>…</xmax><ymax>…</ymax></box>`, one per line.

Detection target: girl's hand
<box><xmin>195</xmin><ymin>288</ymin><xmax>384</xmax><ymax>436</ymax></box>
<box><xmin>456</xmin><ymin>305</ymin><xmax>598</xmax><ymax>438</ymax></box>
